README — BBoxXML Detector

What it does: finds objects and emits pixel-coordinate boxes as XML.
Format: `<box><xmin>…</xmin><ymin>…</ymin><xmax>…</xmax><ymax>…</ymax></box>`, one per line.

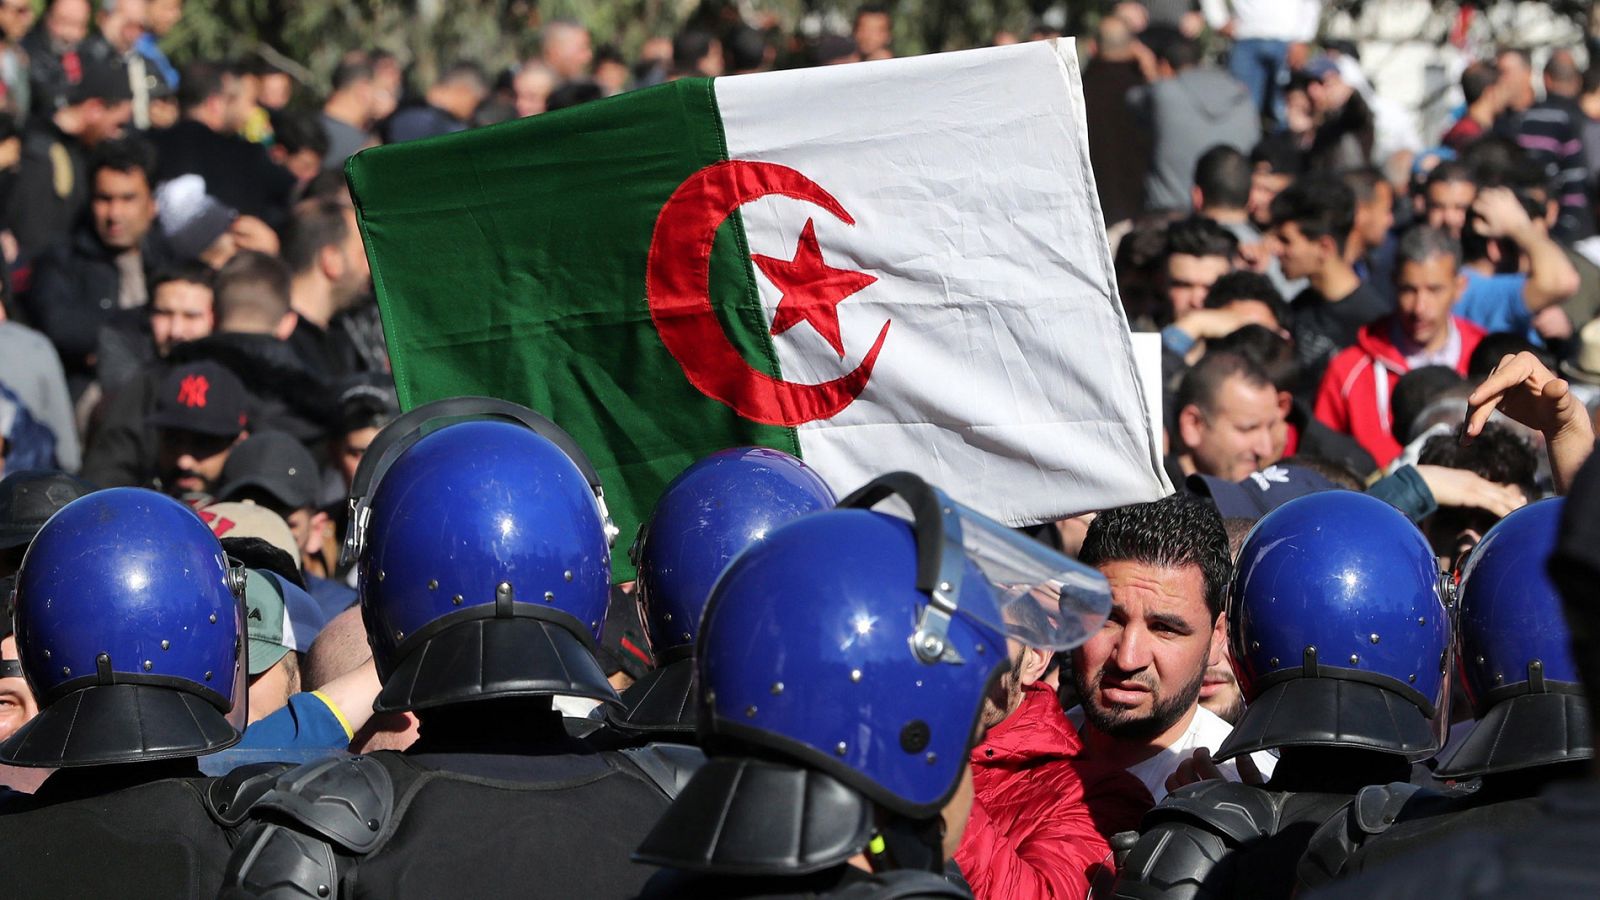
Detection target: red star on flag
<box><xmin>752</xmin><ymin>217</ymin><xmax>878</xmax><ymax>358</ymax></box>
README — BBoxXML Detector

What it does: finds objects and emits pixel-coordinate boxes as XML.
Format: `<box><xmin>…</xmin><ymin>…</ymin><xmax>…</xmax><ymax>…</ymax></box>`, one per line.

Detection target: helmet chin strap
<box><xmin>838</xmin><ymin>472</ymin><xmax>969</xmax><ymax>665</ymax></box>
<box><xmin>866</xmin><ymin>812</ymin><xmax>946</xmax><ymax>874</ymax></box>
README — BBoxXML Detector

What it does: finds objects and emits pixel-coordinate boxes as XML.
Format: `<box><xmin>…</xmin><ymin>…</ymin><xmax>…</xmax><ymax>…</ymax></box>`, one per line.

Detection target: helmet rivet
<box><xmin>850</xmin><ymin>669</ymin><xmax>862</xmax><ymax>683</ymax></box>
<box><xmin>1269</xmin><ymin>657</ymin><xmax>1279</xmax><ymax>667</ymax></box>
<box><xmin>42</xmin><ymin>650</ymin><xmax>50</xmax><ymax>660</ymax></box>
<box><xmin>1250</xmin><ymin>641</ymin><xmax>1260</xmax><ymax>651</ymax></box>
<box><xmin>209</xmin><ymin>613</ymin><xmax>217</xmax><ymax>624</ymax></box>
<box><xmin>563</xmin><ymin>570</ymin><xmax>574</xmax><ymax>582</ymax></box>
<box><xmin>396</xmin><ymin>631</ymin><xmax>405</xmax><ymax>640</ymax></box>
<box><xmin>544</xmin><ymin>591</ymin><xmax>555</xmax><ymax>602</ymax></box>
<box><xmin>1409</xmin><ymin>674</ymin><xmax>1416</xmax><ymax>683</ymax></box>
<box><xmin>205</xmin><ymin>671</ymin><xmax>213</xmax><ymax>681</ymax></box>
<box><xmin>61</xmin><ymin>667</ymin><xmax>70</xmax><ymax>676</ymax></box>
<box><xmin>770</xmin><ymin>682</ymin><xmax>784</xmax><ymax>695</ymax></box>
<box><xmin>835</xmin><ymin>741</ymin><xmax>848</xmax><ymax>756</ymax></box>
<box><xmin>1418</xmin><ymin>617</ymin><xmax>1426</xmax><ymax>626</ymax></box>
<box><xmin>1369</xmin><ymin>634</ymin><xmax>1379</xmax><ymax>644</ymax></box>
<box><xmin>975</xmin><ymin>643</ymin><xmax>985</xmax><ymax>654</ymax></box>
<box><xmin>143</xmin><ymin>660</ymin><xmax>153</xmax><ymax>671</ymax></box>
<box><xmin>427</xmin><ymin>579</ymin><xmax>438</xmax><ymax>591</ymax></box>
<box><xmin>590</xmin><ymin>621</ymin><xmax>599</xmax><ymax>630</ymax></box>
<box><xmin>663</xmin><ymin>613</ymin><xmax>672</xmax><ymax>622</ymax></box>
<box><xmin>378</xmin><ymin>570</ymin><xmax>386</xmax><ymax>582</ymax></box>
<box><xmin>745</xmin><ymin>705</ymin><xmax>758</xmax><ymax>718</ymax></box>
<box><xmin>899</xmin><ymin>720</ymin><xmax>931</xmax><ymax>753</ymax></box>
<box><xmin>366</xmin><ymin>818</ymin><xmax>379</xmax><ymax>831</ymax></box>
<box><xmin>317</xmin><ymin>886</ymin><xmax>330</xmax><ymax>898</ymax></box>
<box><xmin>1494</xmin><ymin>673</ymin><xmax>1504</xmax><ymax>684</ymax></box>
<box><xmin>1349</xmin><ymin>654</ymin><xmax>1359</xmax><ymax>665</ymax></box>
<box><xmin>937</xmin><ymin>581</ymin><xmax>951</xmax><ymax>593</ymax></box>
<box><xmin>1476</xmin><ymin>656</ymin><xmax>1486</xmax><ymax>665</ymax></box>
<box><xmin>926</xmin><ymin>752</ymin><xmax>938</xmax><ymax>764</ymax></box>
<box><xmin>453</xmin><ymin>594</ymin><xmax>463</xmax><ymax>605</ymax></box>
<box><xmin>160</xmin><ymin>640</ymin><xmax>170</xmax><ymax>651</ymax></box>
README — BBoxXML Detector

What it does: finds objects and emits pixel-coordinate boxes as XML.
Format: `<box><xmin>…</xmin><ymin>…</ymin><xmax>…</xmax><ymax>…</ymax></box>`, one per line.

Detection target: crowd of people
<box><xmin>0</xmin><ymin>0</ymin><xmax>1599</xmax><ymax>898</ymax></box>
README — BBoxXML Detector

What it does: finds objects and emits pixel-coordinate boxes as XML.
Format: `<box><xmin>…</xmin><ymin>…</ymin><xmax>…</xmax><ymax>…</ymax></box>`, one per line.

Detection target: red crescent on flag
<box><xmin>646</xmin><ymin>160</ymin><xmax>891</xmax><ymax>427</ymax></box>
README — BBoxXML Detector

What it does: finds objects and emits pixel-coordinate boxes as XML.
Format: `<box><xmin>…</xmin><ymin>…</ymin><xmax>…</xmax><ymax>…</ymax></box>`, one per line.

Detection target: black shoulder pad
<box><xmin>1351</xmin><ymin>782</ymin><xmax>1423</xmax><ymax>836</ymax></box>
<box><xmin>252</xmin><ymin>755</ymin><xmax>394</xmax><ymax>854</ymax></box>
<box><xmin>831</xmin><ymin>870</ymin><xmax>971</xmax><ymax>899</ymax></box>
<box><xmin>1110</xmin><ymin>821</ymin><xmax>1231</xmax><ymax>899</ymax></box>
<box><xmin>221</xmin><ymin>821</ymin><xmax>341</xmax><ymax>900</ymax></box>
<box><xmin>206</xmin><ymin>763</ymin><xmax>297</xmax><ymax>827</ymax></box>
<box><xmin>1143</xmin><ymin>780</ymin><xmax>1283</xmax><ymax>845</ymax></box>
<box><xmin>619</xmin><ymin>742</ymin><xmax>707</xmax><ymax>800</ymax></box>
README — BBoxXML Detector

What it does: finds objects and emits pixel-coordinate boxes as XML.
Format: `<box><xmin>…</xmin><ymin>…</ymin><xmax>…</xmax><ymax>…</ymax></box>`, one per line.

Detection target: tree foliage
<box><xmin>161</xmin><ymin>0</ymin><xmax>1117</xmax><ymax>94</ymax></box>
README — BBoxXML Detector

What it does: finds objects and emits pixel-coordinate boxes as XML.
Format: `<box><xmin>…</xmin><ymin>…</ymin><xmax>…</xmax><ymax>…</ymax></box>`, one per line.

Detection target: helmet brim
<box><xmin>1215</xmin><ymin>677</ymin><xmax>1439</xmax><ymax>762</ymax></box>
<box><xmin>633</xmin><ymin>754</ymin><xmax>873</xmax><ymax>876</ymax></box>
<box><xmin>0</xmin><ymin>683</ymin><xmax>240</xmax><ymax>767</ymax></box>
<box><xmin>604</xmin><ymin>657</ymin><xmax>697</xmax><ymax>739</ymax></box>
<box><xmin>1434</xmin><ymin>690</ymin><xmax>1592</xmax><ymax>779</ymax></box>
<box><xmin>374</xmin><ymin>615</ymin><xmax>621</xmax><ymax>713</ymax></box>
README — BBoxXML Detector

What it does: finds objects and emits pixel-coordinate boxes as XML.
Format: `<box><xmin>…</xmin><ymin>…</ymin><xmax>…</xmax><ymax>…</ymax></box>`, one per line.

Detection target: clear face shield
<box><xmin>838</xmin><ymin>473</ymin><xmax>1111</xmax><ymax>660</ymax></box>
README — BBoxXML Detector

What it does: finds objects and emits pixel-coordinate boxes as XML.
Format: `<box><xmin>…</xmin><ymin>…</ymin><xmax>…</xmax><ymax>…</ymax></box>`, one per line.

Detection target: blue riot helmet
<box><xmin>346</xmin><ymin>397</ymin><xmax>619</xmax><ymax>712</ymax></box>
<box><xmin>1217</xmin><ymin>491</ymin><xmax>1451</xmax><ymax>762</ymax></box>
<box><xmin>635</xmin><ymin>472</ymin><xmax>1110</xmax><ymax>875</ymax></box>
<box><xmin>1437</xmin><ymin>499</ymin><xmax>1589</xmax><ymax>778</ymax></box>
<box><xmin>1</xmin><ymin>488</ymin><xmax>248</xmax><ymax>767</ymax></box>
<box><xmin>633</xmin><ymin>447</ymin><xmax>836</xmax><ymax>657</ymax></box>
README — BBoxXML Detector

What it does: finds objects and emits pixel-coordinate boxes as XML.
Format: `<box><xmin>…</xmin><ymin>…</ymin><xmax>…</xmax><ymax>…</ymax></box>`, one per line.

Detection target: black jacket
<box><xmin>7</xmin><ymin>118</ymin><xmax>86</xmax><ymax>265</ymax></box>
<box><xmin>148</xmin><ymin>120</ymin><xmax>297</xmax><ymax>228</ymax></box>
<box><xmin>25</xmin><ymin>224</ymin><xmax>173</xmax><ymax>392</ymax></box>
<box><xmin>80</xmin><ymin>331</ymin><xmax>337</xmax><ymax>488</ymax></box>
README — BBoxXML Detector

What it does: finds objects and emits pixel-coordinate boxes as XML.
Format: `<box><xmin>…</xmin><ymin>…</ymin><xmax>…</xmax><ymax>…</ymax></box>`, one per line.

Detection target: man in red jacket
<box><xmin>955</xmin><ymin>644</ymin><xmax>1127</xmax><ymax>899</ymax></box>
<box><xmin>1315</xmin><ymin>225</ymin><xmax>1485</xmax><ymax>467</ymax></box>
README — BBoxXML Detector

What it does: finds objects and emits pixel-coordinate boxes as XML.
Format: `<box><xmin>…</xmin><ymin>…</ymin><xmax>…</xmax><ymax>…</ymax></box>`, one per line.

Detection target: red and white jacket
<box><xmin>1313</xmin><ymin>315</ymin><xmax>1485</xmax><ymax>467</ymax></box>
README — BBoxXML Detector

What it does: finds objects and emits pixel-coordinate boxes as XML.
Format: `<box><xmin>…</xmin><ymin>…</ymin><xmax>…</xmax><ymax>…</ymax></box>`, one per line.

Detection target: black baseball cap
<box><xmin>217</xmin><ymin>431</ymin><xmax>321</xmax><ymax>511</ymax></box>
<box><xmin>147</xmin><ymin>361</ymin><xmax>250</xmax><ymax>438</ymax></box>
<box><xmin>0</xmin><ymin>471</ymin><xmax>95</xmax><ymax>551</ymax></box>
<box><xmin>70</xmin><ymin>47</ymin><xmax>133</xmax><ymax>105</ymax></box>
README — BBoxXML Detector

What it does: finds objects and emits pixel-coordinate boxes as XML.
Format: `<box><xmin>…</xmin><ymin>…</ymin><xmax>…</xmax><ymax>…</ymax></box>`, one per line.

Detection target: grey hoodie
<box><xmin>1132</xmin><ymin>67</ymin><xmax>1262</xmax><ymax>213</ymax></box>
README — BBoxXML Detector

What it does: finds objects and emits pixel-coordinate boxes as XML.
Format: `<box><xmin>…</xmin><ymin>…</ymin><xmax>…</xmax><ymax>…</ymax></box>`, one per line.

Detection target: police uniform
<box><xmin>0</xmin><ymin>761</ymin><xmax>237</xmax><ymax>898</ymax></box>
<box><xmin>0</xmin><ymin>489</ymin><xmax>252</xmax><ymax>899</ymax></box>
<box><xmin>1299</xmin><ymin>499</ymin><xmax>1592</xmax><ymax>887</ymax></box>
<box><xmin>221</xmin><ymin>400</ymin><xmax>701</xmax><ymax>899</ymax></box>
<box><xmin>628</xmin><ymin>472</ymin><xmax>1111</xmax><ymax>899</ymax></box>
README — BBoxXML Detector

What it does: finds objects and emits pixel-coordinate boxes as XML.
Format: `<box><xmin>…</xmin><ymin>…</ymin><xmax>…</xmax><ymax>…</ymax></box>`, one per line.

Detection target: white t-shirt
<box><xmin>1070</xmin><ymin>705</ymin><xmax>1278</xmax><ymax>804</ymax></box>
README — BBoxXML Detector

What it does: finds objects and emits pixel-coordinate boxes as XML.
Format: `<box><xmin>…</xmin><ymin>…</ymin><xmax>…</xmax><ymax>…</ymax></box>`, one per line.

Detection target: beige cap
<box><xmin>197</xmin><ymin>500</ymin><xmax>302</xmax><ymax>570</ymax></box>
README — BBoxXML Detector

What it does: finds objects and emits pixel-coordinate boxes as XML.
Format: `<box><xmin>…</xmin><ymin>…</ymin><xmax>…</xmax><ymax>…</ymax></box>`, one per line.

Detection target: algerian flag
<box><xmin>348</xmin><ymin>38</ymin><xmax>1169</xmax><ymax>581</ymax></box>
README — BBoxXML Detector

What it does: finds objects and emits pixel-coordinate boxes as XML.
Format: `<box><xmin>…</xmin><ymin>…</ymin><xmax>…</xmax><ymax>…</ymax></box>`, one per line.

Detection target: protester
<box><xmin>1314</xmin><ymin>226</ymin><xmax>1484</xmax><ymax>467</ymax></box>
<box><xmin>26</xmin><ymin>134</ymin><xmax>166</xmax><ymax>392</ymax></box>
<box><xmin>1168</xmin><ymin>350</ymin><xmax>1280</xmax><ymax>483</ymax></box>
<box><xmin>1272</xmin><ymin>174</ymin><xmax>1392</xmax><ymax>397</ymax></box>
<box><xmin>1131</xmin><ymin>36</ymin><xmax>1260</xmax><ymax>214</ymax></box>
<box><xmin>1068</xmin><ymin>493</ymin><xmax>1275</xmax><ymax>816</ymax></box>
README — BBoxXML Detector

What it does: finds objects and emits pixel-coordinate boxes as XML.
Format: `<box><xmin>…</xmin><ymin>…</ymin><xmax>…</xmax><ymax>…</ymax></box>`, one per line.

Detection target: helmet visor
<box><xmin>948</xmin><ymin>500</ymin><xmax>1111</xmax><ymax>652</ymax></box>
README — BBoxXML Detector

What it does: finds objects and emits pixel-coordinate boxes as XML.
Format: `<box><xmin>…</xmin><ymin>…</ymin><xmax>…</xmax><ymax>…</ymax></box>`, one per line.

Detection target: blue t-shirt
<box><xmin>234</xmin><ymin>690</ymin><xmax>354</xmax><ymax>753</ymax></box>
<box><xmin>1454</xmin><ymin>269</ymin><xmax>1542</xmax><ymax>344</ymax></box>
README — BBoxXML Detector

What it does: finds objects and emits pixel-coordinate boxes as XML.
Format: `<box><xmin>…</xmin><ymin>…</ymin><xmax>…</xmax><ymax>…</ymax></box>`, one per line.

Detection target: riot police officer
<box><xmin>1306</xmin><ymin>455</ymin><xmax>1600</xmax><ymax>898</ymax></box>
<box><xmin>221</xmin><ymin>398</ymin><xmax>698</xmax><ymax>899</ymax></box>
<box><xmin>1111</xmin><ymin>491</ymin><xmax>1454</xmax><ymax>899</ymax></box>
<box><xmin>1301</xmin><ymin>498</ymin><xmax>1588</xmax><ymax>882</ymax></box>
<box><xmin>633</xmin><ymin>471</ymin><xmax>1112</xmax><ymax>898</ymax></box>
<box><xmin>605</xmin><ymin>446</ymin><xmax>835</xmax><ymax>745</ymax></box>
<box><xmin>0</xmin><ymin>487</ymin><xmax>250</xmax><ymax>898</ymax></box>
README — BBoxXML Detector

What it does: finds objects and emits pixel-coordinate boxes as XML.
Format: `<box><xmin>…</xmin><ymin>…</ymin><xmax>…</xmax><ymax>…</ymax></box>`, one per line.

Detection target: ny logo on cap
<box><xmin>177</xmin><ymin>374</ymin><xmax>210</xmax><ymax>408</ymax></box>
